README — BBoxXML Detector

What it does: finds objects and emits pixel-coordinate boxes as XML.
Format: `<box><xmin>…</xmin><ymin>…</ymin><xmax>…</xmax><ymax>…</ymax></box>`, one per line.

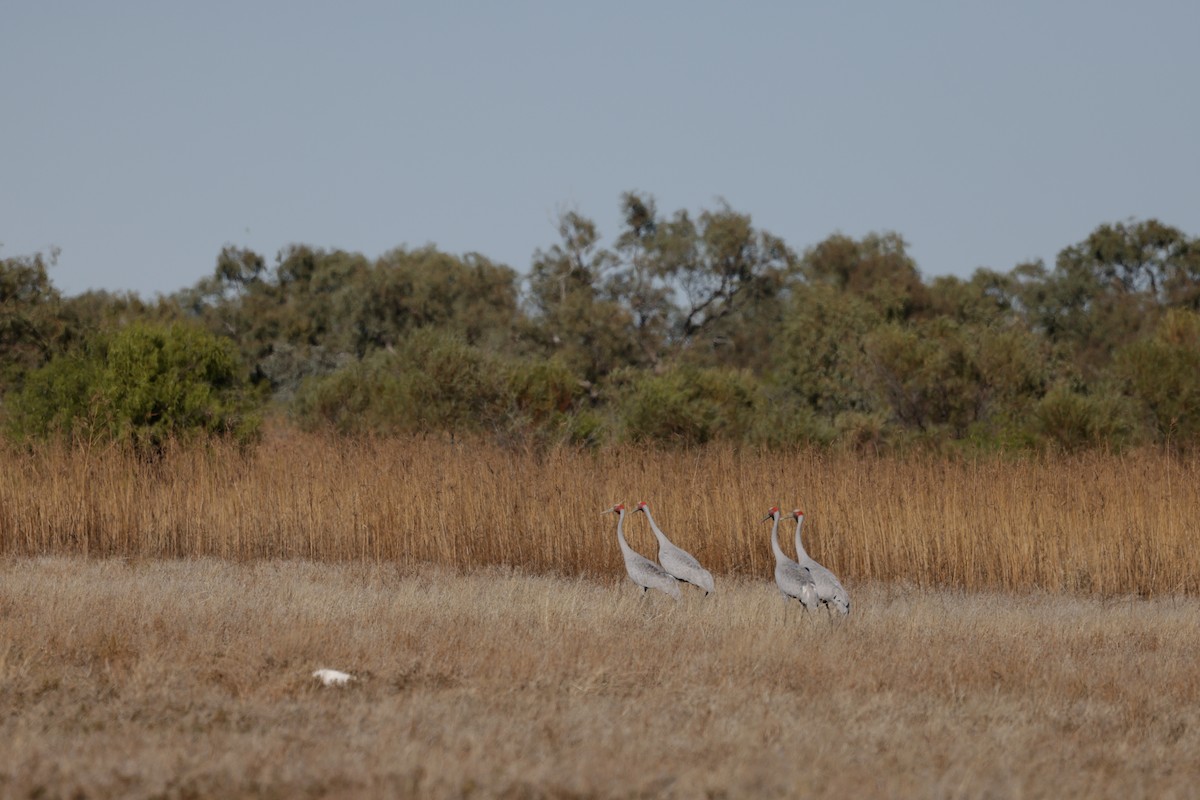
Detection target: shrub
<box><xmin>8</xmin><ymin>322</ymin><xmax>260</xmax><ymax>450</ymax></box>
<box><xmin>1033</xmin><ymin>383</ymin><xmax>1134</xmax><ymax>453</ymax></box>
<box><xmin>615</xmin><ymin>365</ymin><xmax>760</xmax><ymax>446</ymax></box>
<box><xmin>1114</xmin><ymin>309</ymin><xmax>1200</xmax><ymax>447</ymax></box>
<box><xmin>293</xmin><ymin>330</ymin><xmax>508</xmax><ymax>435</ymax></box>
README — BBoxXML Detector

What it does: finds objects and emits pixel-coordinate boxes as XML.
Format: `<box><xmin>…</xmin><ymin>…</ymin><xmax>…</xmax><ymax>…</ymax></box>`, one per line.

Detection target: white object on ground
<box><xmin>313</xmin><ymin>668</ymin><xmax>355</xmax><ymax>687</ymax></box>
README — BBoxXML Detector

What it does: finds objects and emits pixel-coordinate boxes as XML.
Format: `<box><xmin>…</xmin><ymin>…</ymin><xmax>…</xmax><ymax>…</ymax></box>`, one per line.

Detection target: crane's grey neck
<box><xmin>642</xmin><ymin>508</ymin><xmax>667</xmax><ymax>542</ymax></box>
<box><xmin>770</xmin><ymin>515</ymin><xmax>786</xmax><ymax>562</ymax></box>
<box><xmin>793</xmin><ymin>517</ymin><xmax>809</xmax><ymax>560</ymax></box>
<box><xmin>615</xmin><ymin>509</ymin><xmax>632</xmax><ymax>553</ymax></box>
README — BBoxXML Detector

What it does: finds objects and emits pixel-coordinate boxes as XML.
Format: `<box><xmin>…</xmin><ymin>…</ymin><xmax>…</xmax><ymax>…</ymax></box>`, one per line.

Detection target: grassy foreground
<box><xmin>2</xmin><ymin>558</ymin><xmax>1198</xmax><ymax>798</ymax></box>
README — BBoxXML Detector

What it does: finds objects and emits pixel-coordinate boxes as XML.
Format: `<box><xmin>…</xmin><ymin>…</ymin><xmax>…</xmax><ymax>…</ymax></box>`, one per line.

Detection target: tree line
<box><xmin>3</xmin><ymin>192</ymin><xmax>1200</xmax><ymax>452</ymax></box>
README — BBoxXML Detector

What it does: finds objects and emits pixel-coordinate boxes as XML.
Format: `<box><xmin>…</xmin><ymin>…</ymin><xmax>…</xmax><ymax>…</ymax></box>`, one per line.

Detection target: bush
<box><xmin>292</xmin><ymin>330</ymin><xmax>590</xmax><ymax>441</ymax></box>
<box><xmin>505</xmin><ymin>357</ymin><xmax>584</xmax><ymax>426</ymax></box>
<box><xmin>8</xmin><ymin>322</ymin><xmax>260</xmax><ymax>450</ymax></box>
<box><xmin>293</xmin><ymin>330</ymin><xmax>507</xmax><ymax>435</ymax></box>
<box><xmin>1114</xmin><ymin>309</ymin><xmax>1200</xmax><ymax>447</ymax></box>
<box><xmin>615</xmin><ymin>365</ymin><xmax>760</xmax><ymax>446</ymax></box>
<box><xmin>1033</xmin><ymin>383</ymin><xmax>1134</xmax><ymax>453</ymax></box>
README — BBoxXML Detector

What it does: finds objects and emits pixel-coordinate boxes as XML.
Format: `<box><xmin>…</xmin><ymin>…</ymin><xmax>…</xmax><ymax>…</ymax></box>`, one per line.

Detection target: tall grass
<box><xmin>2</xmin><ymin>431</ymin><xmax>1197</xmax><ymax>594</ymax></box>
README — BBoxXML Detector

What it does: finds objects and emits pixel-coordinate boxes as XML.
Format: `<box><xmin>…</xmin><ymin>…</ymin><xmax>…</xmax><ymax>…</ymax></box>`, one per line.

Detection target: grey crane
<box><xmin>603</xmin><ymin>504</ymin><xmax>681</xmax><ymax>599</ymax></box>
<box><xmin>792</xmin><ymin>509</ymin><xmax>850</xmax><ymax>616</ymax></box>
<box><xmin>634</xmin><ymin>501</ymin><xmax>715</xmax><ymax>595</ymax></box>
<box><xmin>764</xmin><ymin>506</ymin><xmax>818</xmax><ymax>613</ymax></box>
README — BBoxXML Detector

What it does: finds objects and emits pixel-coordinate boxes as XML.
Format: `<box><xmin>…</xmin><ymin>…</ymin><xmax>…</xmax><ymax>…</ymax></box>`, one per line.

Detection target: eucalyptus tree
<box><xmin>1018</xmin><ymin>219</ymin><xmax>1200</xmax><ymax>379</ymax></box>
<box><xmin>611</xmin><ymin>191</ymin><xmax>796</xmax><ymax>371</ymax></box>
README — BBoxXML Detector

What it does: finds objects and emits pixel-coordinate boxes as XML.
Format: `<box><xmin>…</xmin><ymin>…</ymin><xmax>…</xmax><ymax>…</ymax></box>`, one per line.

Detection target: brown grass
<box><xmin>2</xmin><ymin>432</ymin><xmax>1199</xmax><ymax>595</ymax></box>
<box><xmin>2</xmin><ymin>558</ymin><xmax>1198</xmax><ymax>798</ymax></box>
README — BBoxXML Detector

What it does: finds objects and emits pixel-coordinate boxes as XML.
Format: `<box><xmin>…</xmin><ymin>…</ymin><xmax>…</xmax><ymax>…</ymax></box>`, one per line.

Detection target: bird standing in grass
<box><xmin>603</xmin><ymin>503</ymin><xmax>681</xmax><ymax>599</ymax></box>
<box><xmin>765</xmin><ymin>506</ymin><xmax>818</xmax><ymax>614</ymax></box>
<box><xmin>792</xmin><ymin>509</ymin><xmax>850</xmax><ymax>615</ymax></box>
<box><xmin>635</xmin><ymin>501</ymin><xmax>715</xmax><ymax>595</ymax></box>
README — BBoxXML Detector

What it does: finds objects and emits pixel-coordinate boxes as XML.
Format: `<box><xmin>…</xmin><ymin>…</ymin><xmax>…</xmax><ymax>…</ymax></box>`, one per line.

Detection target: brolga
<box><xmin>764</xmin><ymin>506</ymin><xmax>818</xmax><ymax>615</ymax></box>
<box><xmin>635</xmin><ymin>501</ymin><xmax>715</xmax><ymax>595</ymax></box>
<box><xmin>603</xmin><ymin>504</ymin><xmax>681</xmax><ymax>599</ymax></box>
<box><xmin>792</xmin><ymin>509</ymin><xmax>851</xmax><ymax>616</ymax></box>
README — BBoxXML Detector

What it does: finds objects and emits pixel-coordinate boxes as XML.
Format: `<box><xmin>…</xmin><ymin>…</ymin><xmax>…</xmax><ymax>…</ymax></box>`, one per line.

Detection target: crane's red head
<box><xmin>792</xmin><ymin>509</ymin><xmax>804</xmax><ymax>520</ymax></box>
<box><xmin>603</xmin><ymin>503</ymin><xmax>625</xmax><ymax>514</ymax></box>
<box><xmin>635</xmin><ymin>501</ymin><xmax>650</xmax><ymax>513</ymax></box>
<box><xmin>762</xmin><ymin>506</ymin><xmax>780</xmax><ymax>521</ymax></box>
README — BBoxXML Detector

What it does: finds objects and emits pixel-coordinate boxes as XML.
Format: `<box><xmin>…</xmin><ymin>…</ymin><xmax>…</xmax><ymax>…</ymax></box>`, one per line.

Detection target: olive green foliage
<box><xmin>293</xmin><ymin>330</ymin><xmax>506</xmax><ymax>435</ymax></box>
<box><xmin>774</xmin><ymin>281</ymin><xmax>879</xmax><ymax>419</ymax></box>
<box><xmin>526</xmin><ymin>212</ymin><xmax>641</xmax><ymax>384</ymax></box>
<box><xmin>9</xmin><ymin>322</ymin><xmax>260</xmax><ymax>449</ymax></box>
<box><xmin>0</xmin><ymin>251</ymin><xmax>66</xmax><ymax>395</ymax></box>
<box><xmin>292</xmin><ymin>329</ymin><xmax>589</xmax><ymax>442</ymax></box>
<box><xmin>614</xmin><ymin>365</ymin><xmax>760</xmax><ymax>445</ymax></box>
<box><xmin>1114</xmin><ymin>309</ymin><xmax>1200</xmax><ymax>445</ymax></box>
<box><xmin>5</xmin><ymin>204</ymin><xmax>1200</xmax><ymax>451</ymax></box>
<box><xmin>179</xmin><ymin>244</ymin><xmax>520</xmax><ymax>400</ymax></box>
<box><xmin>864</xmin><ymin>319</ymin><xmax>1048</xmax><ymax>442</ymax></box>
<box><xmin>1020</xmin><ymin>220</ymin><xmax>1200</xmax><ymax>379</ymax></box>
<box><xmin>1033</xmin><ymin>384</ymin><xmax>1134</xmax><ymax>453</ymax></box>
<box><xmin>611</xmin><ymin>192</ymin><xmax>795</xmax><ymax>371</ymax></box>
<box><xmin>803</xmin><ymin>232</ymin><xmax>928</xmax><ymax>321</ymax></box>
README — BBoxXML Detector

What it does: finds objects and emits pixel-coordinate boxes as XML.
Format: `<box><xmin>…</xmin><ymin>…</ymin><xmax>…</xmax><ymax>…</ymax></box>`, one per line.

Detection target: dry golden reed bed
<box><xmin>2</xmin><ymin>559</ymin><xmax>1198</xmax><ymax>799</ymax></box>
<box><xmin>2</xmin><ymin>432</ymin><xmax>1199</xmax><ymax>595</ymax></box>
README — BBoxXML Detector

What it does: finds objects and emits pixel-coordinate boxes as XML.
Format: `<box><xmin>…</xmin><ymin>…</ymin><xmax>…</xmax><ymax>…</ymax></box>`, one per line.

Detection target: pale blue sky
<box><xmin>3</xmin><ymin>1</ymin><xmax>1198</xmax><ymax>298</ymax></box>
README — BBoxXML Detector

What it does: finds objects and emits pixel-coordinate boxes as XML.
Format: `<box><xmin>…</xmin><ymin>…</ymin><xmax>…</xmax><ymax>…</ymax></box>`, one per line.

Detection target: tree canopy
<box><xmin>4</xmin><ymin>199</ymin><xmax>1199</xmax><ymax>452</ymax></box>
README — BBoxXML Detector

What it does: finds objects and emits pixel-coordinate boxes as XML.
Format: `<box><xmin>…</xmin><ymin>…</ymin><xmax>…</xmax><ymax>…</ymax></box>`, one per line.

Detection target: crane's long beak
<box><xmin>761</xmin><ymin>514</ymin><xmax>772</xmax><ymax>522</ymax></box>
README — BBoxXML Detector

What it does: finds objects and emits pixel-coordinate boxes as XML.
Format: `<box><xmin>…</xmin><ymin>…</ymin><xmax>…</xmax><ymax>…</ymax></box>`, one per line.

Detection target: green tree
<box><xmin>926</xmin><ymin>267</ymin><xmax>1026</xmax><ymax>325</ymax></box>
<box><xmin>1032</xmin><ymin>383</ymin><xmax>1134</xmax><ymax>453</ymax></box>
<box><xmin>60</xmin><ymin>289</ymin><xmax>173</xmax><ymax>340</ymax></box>
<box><xmin>614</xmin><ymin>364</ymin><xmax>760</xmax><ymax>446</ymax></box>
<box><xmin>801</xmin><ymin>232</ymin><xmax>928</xmax><ymax>321</ymax></box>
<box><xmin>863</xmin><ymin>318</ymin><xmax>1048</xmax><ymax>442</ymax></box>
<box><xmin>612</xmin><ymin>193</ymin><xmax>795</xmax><ymax>369</ymax></box>
<box><xmin>1114</xmin><ymin>309</ymin><xmax>1200</xmax><ymax>447</ymax></box>
<box><xmin>526</xmin><ymin>211</ymin><xmax>641</xmax><ymax>385</ymax></box>
<box><xmin>0</xmin><ymin>250</ymin><xmax>65</xmax><ymax>396</ymax></box>
<box><xmin>177</xmin><ymin>245</ymin><xmax>368</xmax><ymax>396</ymax></box>
<box><xmin>292</xmin><ymin>329</ymin><xmax>509</xmax><ymax>435</ymax></box>
<box><xmin>1019</xmin><ymin>220</ymin><xmax>1200</xmax><ymax>379</ymax></box>
<box><xmin>611</xmin><ymin>193</ymin><xmax>672</xmax><ymax>366</ymax></box>
<box><xmin>355</xmin><ymin>247</ymin><xmax>520</xmax><ymax>354</ymax></box>
<box><xmin>293</xmin><ymin>329</ymin><xmax>589</xmax><ymax>441</ymax></box>
<box><xmin>772</xmin><ymin>281</ymin><xmax>880</xmax><ymax>420</ymax></box>
<box><xmin>1057</xmin><ymin>219</ymin><xmax>1200</xmax><ymax>302</ymax></box>
<box><xmin>10</xmin><ymin>322</ymin><xmax>260</xmax><ymax>449</ymax></box>
<box><xmin>179</xmin><ymin>244</ymin><xmax>523</xmax><ymax>401</ymax></box>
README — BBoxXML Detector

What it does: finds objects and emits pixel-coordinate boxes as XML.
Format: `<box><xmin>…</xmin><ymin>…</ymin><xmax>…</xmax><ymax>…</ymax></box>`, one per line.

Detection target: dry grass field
<box><xmin>2</xmin><ymin>434</ymin><xmax>1199</xmax><ymax>797</ymax></box>
<box><xmin>2</xmin><ymin>432</ymin><xmax>1198</xmax><ymax>594</ymax></box>
<box><xmin>2</xmin><ymin>558</ymin><xmax>1199</xmax><ymax>799</ymax></box>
